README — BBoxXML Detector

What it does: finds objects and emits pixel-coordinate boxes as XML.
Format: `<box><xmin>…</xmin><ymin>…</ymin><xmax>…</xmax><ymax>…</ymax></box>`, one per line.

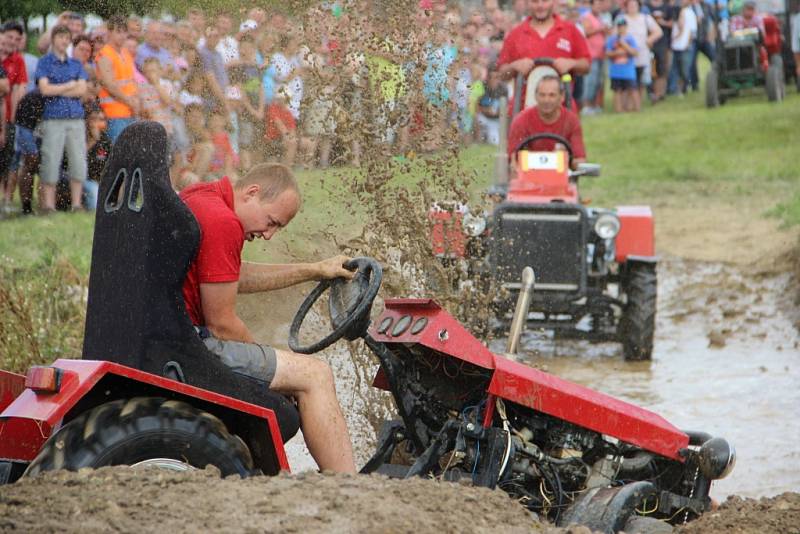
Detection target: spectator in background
<box><xmin>690</xmin><ymin>0</ymin><xmax>715</xmax><ymax>92</ymax></box>
<box><xmin>199</xmin><ymin>25</ymin><xmax>229</xmax><ymax>114</ymax></box>
<box><xmin>230</xmin><ymin>33</ymin><xmax>265</xmax><ymax>169</ymax></box>
<box><xmin>84</xmin><ymin>105</ymin><xmax>112</xmax><ymax>209</ymax></box>
<box><xmin>13</xmin><ymin>88</ymin><xmax>44</xmax><ymax>214</ymax></box>
<box><xmin>136</xmin><ymin>21</ymin><xmax>174</xmax><ymax>75</ymax></box>
<box><xmin>1</xmin><ymin>22</ymin><xmax>28</xmax><ymax>213</ymax></box>
<box><xmin>647</xmin><ymin>0</ymin><xmax>676</xmax><ymax>101</ymax></box>
<box><xmin>623</xmin><ymin>0</ymin><xmax>662</xmax><ymax>109</ymax></box>
<box><xmin>215</xmin><ymin>13</ymin><xmax>240</xmax><ymax>65</ymax></box>
<box><xmin>606</xmin><ymin>17</ymin><xmax>638</xmax><ymax>111</ymax></box>
<box><xmin>96</xmin><ymin>16</ymin><xmax>139</xmax><ymax>142</ymax></box>
<box><xmin>178</xmin><ymin>103</ymin><xmax>213</xmax><ymax>187</ymax></box>
<box><xmin>72</xmin><ymin>35</ymin><xmax>98</xmax><ymax>102</ymax></box>
<box><xmin>127</xmin><ymin>16</ymin><xmax>143</xmax><ymax>41</ymax></box>
<box><xmin>138</xmin><ymin>57</ymin><xmax>176</xmax><ymax>153</ymax></box>
<box><xmin>20</xmin><ymin>31</ymin><xmax>39</xmax><ymax>93</ymax></box>
<box><xmin>668</xmin><ymin>0</ymin><xmax>696</xmax><ymax>95</ymax></box>
<box><xmin>207</xmin><ymin>108</ymin><xmax>238</xmax><ymax>179</ymax></box>
<box><xmin>264</xmin><ymin>91</ymin><xmax>297</xmax><ymax>166</ymax></box>
<box><xmin>37</xmin><ymin>12</ymin><xmax>72</xmax><ymax>54</ymax></box>
<box><xmin>35</xmin><ymin>24</ymin><xmax>88</xmax><ymax>212</ymax></box>
<box><xmin>477</xmin><ymin>65</ymin><xmax>507</xmax><ymax>145</ymax></box>
<box><xmin>581</xmin><ymin>0</ymin><xmax>612</xmax><ymax>114</ymax></box>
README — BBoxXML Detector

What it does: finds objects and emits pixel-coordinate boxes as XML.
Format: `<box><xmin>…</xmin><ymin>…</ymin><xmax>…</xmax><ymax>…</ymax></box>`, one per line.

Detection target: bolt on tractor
<box><xmin>431</xmin><ymin>64</ymin><xmax>657</xmax><ymax>360</ymax></box>
<box><xmin>0</xmin><ymin>122</ymin><xmax>734</xmax><ymax>533</ymax></box>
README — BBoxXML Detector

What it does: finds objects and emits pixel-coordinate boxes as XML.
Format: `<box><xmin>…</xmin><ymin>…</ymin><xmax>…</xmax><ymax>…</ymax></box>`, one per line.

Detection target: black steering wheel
<box><xmin>513</xmin><ymin>133</ymin><xmax>574</xmax><ymax>169</ymax></box>
<box><xmin>288</xmin><ymin>257</ymin><xmax>383</xmax><ymax>354</ymax></box>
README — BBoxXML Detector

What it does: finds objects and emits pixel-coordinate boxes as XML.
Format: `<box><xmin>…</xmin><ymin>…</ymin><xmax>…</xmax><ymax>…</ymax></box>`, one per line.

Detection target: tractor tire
<box><xmin>25</xmin><ymin>397</ymin><xmax>256</xmax><ymax>478</ymax></box>
<box><xmin>766</xmin><ymin>65</ymin><xmax>784</xmax><ymax>102</ymax></box>
<box><xmin>620</xmin><ymin>263</ymin><xmax>657</xmax><ymax>361</ymax></box>
<box><xmin>705</xmin><ymin>69</ymin><xmax>720</xmax><ymax>108</ymax></box>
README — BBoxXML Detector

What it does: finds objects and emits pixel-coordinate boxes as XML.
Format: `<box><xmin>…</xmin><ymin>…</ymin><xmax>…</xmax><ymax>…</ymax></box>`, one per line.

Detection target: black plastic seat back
<box><xmin>82</xmin><ymin>121</ymin><xmax>298</xmax><ymax>442</ymax></box>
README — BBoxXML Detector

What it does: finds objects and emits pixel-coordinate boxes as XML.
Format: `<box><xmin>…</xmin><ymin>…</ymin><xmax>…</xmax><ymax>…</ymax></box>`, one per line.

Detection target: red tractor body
<box><xmin>0</xmin><ymin>360</ymin><xmax>288</xmax><ymax>474</ymax></box>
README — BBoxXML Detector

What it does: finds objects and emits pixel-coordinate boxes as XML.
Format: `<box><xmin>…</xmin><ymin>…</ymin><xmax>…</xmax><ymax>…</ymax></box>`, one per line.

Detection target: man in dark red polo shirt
<box><xmin>508</xmin><ymin>75</ymin><xmax>586</xmax><ymax>169</ymax></box>
<box><xmin>180</xmin><ymin>163</ymin><xmax>358</xmax><ymax>473</ymax></box>
<box><xmin>497</xmin><ymin>0</ymin><xmax>591</xmax><ymax>105</ymax></box>
<box><xmin>1</xmin><ymin>23</ymin><xmax>29</xmax><ymax>212</ymax></box>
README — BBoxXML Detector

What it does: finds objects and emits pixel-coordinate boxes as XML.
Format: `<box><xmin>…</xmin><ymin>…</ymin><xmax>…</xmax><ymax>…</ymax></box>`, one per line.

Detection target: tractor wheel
<box><xmin>620</xmin><ymin>263</ymin><xmax>657</xmax><ymax>361</ymax></box>
<box><xmin>766</xmin><ymin>65</ymin><xmax>784</xmax><ymax>102</ymax></box>
<box><xmin>25</xmin><ymin>397</ymin><xmax>256</xmax><ymax>478</ymax></box>
<box><xmin>705</xmin><ymin>69</ymin><xmax>720</xmax><ymax>108</ymax></box>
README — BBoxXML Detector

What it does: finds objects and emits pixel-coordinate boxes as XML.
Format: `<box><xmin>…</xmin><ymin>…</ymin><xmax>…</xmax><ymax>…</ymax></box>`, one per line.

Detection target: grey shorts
<box><xmin>202</xmin><ymin>336</ymin><xmax>278</xmax><ymax>387</ymax></box>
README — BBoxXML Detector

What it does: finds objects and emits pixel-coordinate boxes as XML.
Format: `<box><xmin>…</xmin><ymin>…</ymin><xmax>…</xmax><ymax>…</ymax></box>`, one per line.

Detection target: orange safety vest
<box><xmin>95</xmin><ymin>44</ymin><xmax>137</xmax><ymax>119</ymax></box>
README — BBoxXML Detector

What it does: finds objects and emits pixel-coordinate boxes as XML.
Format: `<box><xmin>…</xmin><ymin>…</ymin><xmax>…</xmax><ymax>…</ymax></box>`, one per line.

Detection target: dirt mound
<box><xmin>0</xmin><ymin>467</ymin><xmax>542</xmax><ymax>533</ymax></box>
<box><xmin>676</xmin><ymin>492</ymin><xmax>800</xmax><ymax>534</ymax></box>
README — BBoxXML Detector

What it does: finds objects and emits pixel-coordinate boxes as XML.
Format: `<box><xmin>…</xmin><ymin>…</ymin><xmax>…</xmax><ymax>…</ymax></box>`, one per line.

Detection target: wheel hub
<box><xmin>130</xmin><ymin>458</ymin><xmax>196</xmax><ymax>472</ymax></box>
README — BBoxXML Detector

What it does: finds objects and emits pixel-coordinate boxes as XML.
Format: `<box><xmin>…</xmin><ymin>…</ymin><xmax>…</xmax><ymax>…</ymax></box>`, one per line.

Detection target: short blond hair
<box><xmin>234</xmin><ymin>163</ymin><xmax>300</xmax><ymax>202</ymax></box>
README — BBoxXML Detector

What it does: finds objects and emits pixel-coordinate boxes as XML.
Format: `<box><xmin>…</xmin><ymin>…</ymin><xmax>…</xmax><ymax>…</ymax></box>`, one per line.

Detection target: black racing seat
<box><xmin>82</xmin><ymin>120</ymin><xmax>299</xmax><ymax>443</ymax></box>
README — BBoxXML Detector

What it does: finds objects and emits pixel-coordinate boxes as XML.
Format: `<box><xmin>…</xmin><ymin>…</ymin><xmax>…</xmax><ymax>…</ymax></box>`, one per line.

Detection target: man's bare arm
<box><xmin>238</xmin><ymin>255</ymin><xmax>354</xmax><ymax>293</ymax></box>
<box><xmin>200</xmin><ymin>281</ymin><xmax>255</xmax><ymax>342</ymax></box>
<box><xmin>0</xmin><ymin>77</ymin><xmax>11</xmax><ymax>97</ymax></box>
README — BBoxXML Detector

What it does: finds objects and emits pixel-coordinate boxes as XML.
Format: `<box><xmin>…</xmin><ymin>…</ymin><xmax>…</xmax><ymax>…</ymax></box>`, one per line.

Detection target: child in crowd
<box><xmin>264</xmin><ymin>91</ymin><xmax>298</xmax><ymax>167</ymax></box>
<box><xmin>207</xmin><ymin>108</ymin><xmax>239</xmax><ymax>180</ymax></box>
<box><xmin>476</xmin><ymin>65</ymin><xmax>507</xmax><ymax>145</ymax></box>
<box><xmin>228</xmin><ymin>33</ymin><xmax>265</xmax><ymax>169</ymax></box>
<box><xmin>83</xmin><ymin>105</ymin><xmax>112</xmax><ymax>210</ymax></box>
<box><xmin>139</xmin><ymin>58</ymin><xmax>175</xmax><ymax>134</ymax></box>
<box><xmin>176</xmin><ymin>103</ymin><xmax>213</xmax><ymax>188</ymax></box>
<box><xmin>606</xmin><ymin>17</ymin><xmax>638</xmax><ymax>113</ymax></box>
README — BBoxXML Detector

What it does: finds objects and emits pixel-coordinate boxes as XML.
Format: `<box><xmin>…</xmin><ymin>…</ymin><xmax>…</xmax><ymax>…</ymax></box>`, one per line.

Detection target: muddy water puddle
<box><xmin>489</xmin><ymin>258</ymin><xmax>799</xmax><ymax>499</ymax></box>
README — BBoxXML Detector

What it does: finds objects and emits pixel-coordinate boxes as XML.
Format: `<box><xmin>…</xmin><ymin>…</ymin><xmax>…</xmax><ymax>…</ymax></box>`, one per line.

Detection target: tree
<box><xmin>1</xmin><ymin>0</ymin><xmax>60</xmax><ymax>33</ymax></box>
<box><xmin>57</xmin><ymin>0</ymin><xmax>163</xmax><ymax>19</ymax></box>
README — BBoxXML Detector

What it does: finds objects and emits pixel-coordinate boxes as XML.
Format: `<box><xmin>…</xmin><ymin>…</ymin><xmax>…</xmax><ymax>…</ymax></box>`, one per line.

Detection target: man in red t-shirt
<box><xmin>180</xmin><ymin>163</ymin><xmax>358</xmax><ymax>473</ymax></box>
<box><xmin>508</xmin><ymin>75</ymin><xmax>586</xmax><ymax>169</ymax></box>
<box><xmin>497</xmin><ymin>0</ymin><xmax>591</xmax><ymax>106</ymax></box>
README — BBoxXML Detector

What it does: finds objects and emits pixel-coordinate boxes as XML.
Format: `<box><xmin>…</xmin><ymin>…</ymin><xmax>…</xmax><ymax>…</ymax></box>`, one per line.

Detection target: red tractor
<box><xmin>0</xmin><ymin>123</ymin><xmax>733</xmax><ymax>532</ymax></box>
<box><xmin>432</xmin><ymin>66</ymin><xmax>657</xmax><ymax>360</ymax></box>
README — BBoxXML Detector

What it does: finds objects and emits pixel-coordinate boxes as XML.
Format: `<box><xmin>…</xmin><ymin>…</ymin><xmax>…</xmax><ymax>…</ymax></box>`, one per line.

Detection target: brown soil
<box><xmin>0</xmin><ymin>467</ymin><xmax>541</xmax><ymax>534</ymax></box>
<box><xmin>654</xmin><ymin>199</ymin><xmax>799</xmax><ymax>271</ymax></box>
<box><xmin>676</xmin><ymin>493</ymin><xmax>800</xmax><ymax>534</ymax></box>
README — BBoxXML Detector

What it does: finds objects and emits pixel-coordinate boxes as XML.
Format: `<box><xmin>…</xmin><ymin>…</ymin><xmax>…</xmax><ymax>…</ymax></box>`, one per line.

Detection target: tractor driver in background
<box><xmin>497</xmin><ymin>0</ymin><xmax>591</xmax><ymax>107</ymax></box>
<box><xmin>507</xmin><ymin>75</ymin><xmax>586</xmax><ymax>170</ymax></box>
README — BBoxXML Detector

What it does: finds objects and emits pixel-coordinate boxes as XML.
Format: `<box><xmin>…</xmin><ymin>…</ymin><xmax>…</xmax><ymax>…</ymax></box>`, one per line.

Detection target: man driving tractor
<box><xmin>497</xmin><ymin>0</ymin><xmax>591</xmax><ymax>105</ymax></box>
<box><xmin>507</xmin><ymin>75</ymin><xmax>586</xmax><ymax>169</ymax></box>
<box><xmin>179</xmin><ymin>162</ymin><xmax>357</xmax><ymax>473</ymax></box>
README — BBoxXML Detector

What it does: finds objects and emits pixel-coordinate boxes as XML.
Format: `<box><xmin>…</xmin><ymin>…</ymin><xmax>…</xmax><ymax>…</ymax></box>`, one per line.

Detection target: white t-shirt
<box><xmin>671</xmin><ymin>6</ymin><xmax>697</xmax><ymax>51</ymax></box>
<box><xmin>271</xmin><ymin>52</ymin><xmax>304</xmax><ymax>119</ymax></box>
<box><xmin>625</xmin><ymin>13</ymin><xmax>661</xmax><ymax>67</ymax></box>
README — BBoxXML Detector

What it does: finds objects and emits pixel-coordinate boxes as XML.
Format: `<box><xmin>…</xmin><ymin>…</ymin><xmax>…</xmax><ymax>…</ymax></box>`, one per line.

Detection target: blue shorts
<box><xmin>611</xmin><ymin>78</ymin><xmax>638</xmax><ymax>91</ymax></box>
<box><xmin>15</xmin><ymin>125</ymin><xmax>39</xmax><ymax>156</ymax></box>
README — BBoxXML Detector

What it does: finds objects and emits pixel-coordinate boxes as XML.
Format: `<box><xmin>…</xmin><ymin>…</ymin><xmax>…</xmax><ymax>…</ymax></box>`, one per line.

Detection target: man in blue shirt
<box><xmin>34</xmin><ymin>24</ymin><xmax>88</xmax><ymax>212</ymax></box>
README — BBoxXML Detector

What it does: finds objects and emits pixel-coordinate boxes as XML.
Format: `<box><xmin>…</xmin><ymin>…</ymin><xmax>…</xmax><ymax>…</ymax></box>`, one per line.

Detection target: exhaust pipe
<box><xmin>505</xmin><ymin>267</ymin><xmax>535</xmax><ymax>360</ymax></box>
<box><xmin>494</xmin><ymin>96</ymin><xmax>509</xmax><ymax>187</ymax></box>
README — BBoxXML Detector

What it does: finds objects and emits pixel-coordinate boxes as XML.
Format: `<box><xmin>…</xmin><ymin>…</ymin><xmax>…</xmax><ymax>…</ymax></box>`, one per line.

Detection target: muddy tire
<box><xmin>26</xmin><ymin>397</ymin><xmax>256</xmax><ymax>478</ymax></box>
<box><xmin>620</xmin><ymin>263</ymin><xmax>657</xmax><ymax>361</ymax></box>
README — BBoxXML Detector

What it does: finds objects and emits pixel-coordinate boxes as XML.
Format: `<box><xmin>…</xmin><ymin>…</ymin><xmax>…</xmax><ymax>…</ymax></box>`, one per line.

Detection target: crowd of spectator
<box><xmin>0</xmin><ymin>0</ymin><xmax>795</xmax><ymax>214</ymax></box>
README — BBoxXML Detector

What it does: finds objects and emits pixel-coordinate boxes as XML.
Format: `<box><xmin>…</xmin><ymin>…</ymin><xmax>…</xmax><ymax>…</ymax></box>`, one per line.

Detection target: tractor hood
<box><xmin>369</xmin><ymin>299</ymin><xmax>690</xmax><ymax>461</ymax></box>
